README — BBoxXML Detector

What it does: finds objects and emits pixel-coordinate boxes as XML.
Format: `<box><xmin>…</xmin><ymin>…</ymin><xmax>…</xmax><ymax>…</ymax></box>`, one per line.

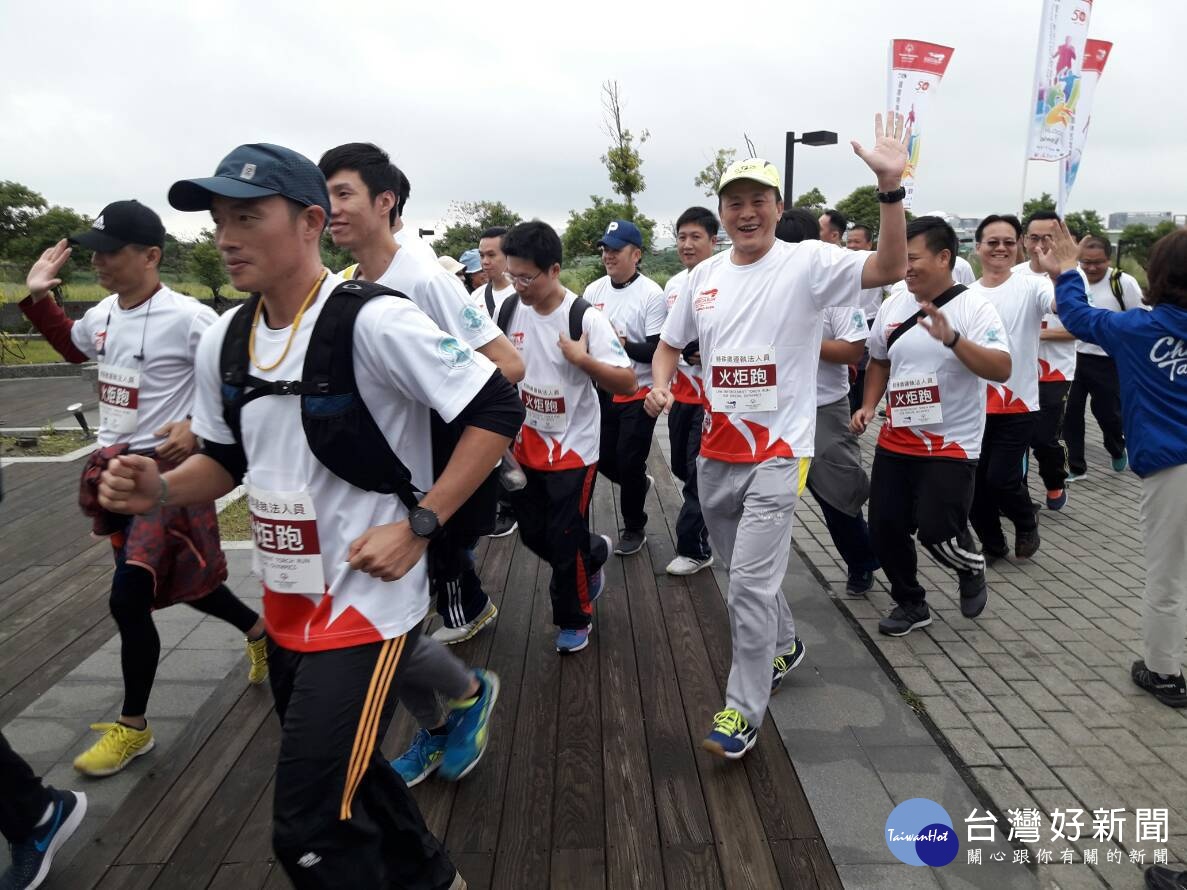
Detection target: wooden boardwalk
<box><xmin>32</xmin><ymin>453</ymin><xmax>839</xmax><ymax>890</ymax></box>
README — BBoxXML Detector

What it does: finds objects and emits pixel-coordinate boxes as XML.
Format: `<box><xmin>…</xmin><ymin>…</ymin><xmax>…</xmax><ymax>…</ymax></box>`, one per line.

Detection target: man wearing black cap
<box><xmin>583</xmin><ymin>219</ymin><xmax>667</xmax><ymax>555</ymax></box>
<box><xmin>100</xmin><ymin>143</ymin><xmax>521</xmax><ymax>890</ymax></box>
<box><xmin>20</xmin><ymin>201</ymin><xmax>269</xmax><ymax>779</ymax></box>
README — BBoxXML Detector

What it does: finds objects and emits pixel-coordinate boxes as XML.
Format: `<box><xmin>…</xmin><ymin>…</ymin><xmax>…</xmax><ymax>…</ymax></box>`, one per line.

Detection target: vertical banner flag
<box><xmin>886</xmin><ymin>39</ymin><xmax>955</xmax><ymax>210</ymax></box>
<box><xmin>1026</xmin><ymin>0</ymin><xmax>1093</xmax><ymax>161</ymax></box>
<box><xmin>1058</xmin><ymin>39</ymin><xmax>1113</xmax><ymax>213</ymax></box>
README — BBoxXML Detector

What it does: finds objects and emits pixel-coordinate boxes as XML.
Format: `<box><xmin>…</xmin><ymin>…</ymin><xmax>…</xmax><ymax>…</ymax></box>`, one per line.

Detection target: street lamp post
<box><xmin>784</xmin><ymin>130</ymin><xmax>839</xmax><ymax>201</ymax></box>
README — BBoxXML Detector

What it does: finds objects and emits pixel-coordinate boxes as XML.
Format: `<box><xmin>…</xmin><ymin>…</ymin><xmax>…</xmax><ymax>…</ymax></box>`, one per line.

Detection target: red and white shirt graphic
<box><xmin>503</xmin><ymin>289</ymin><xmax>630</xmax><ymax>471</ymax></box>
<box><xmin>583</xmin><ymin>273</ymin><xmax>667</xmax><ymax>401</ymax></box>
<box><xmin>969</xmin><ymin>273</ymin><xmax>1055</xmax><ymax>413</ymax></box>
<box><xmin>868</xmin><ymin>287</ymin><xmax>1010</xmax><ymax>460</ymax></box>
<box><xmin>661</xmin><ymin>239</ymin><xmax>866</xmax><ymax>463</ymax></box>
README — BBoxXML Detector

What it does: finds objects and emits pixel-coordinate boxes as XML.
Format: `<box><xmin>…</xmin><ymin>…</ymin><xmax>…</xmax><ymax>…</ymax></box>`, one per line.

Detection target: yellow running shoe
<box><xmin>73</xmin><ymin>722</ymin><xmax>154</xmax><ymax>776</ymax></box>
<box><xmin>246</xmin><ymin>634</ymin><xmax>269</xmax><ymax>685</ymax></box>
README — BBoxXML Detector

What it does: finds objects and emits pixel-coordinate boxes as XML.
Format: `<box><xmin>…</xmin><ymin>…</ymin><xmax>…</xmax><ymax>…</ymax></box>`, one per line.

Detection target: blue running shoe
<box><xmin>702</xmin><ymin>708</ymin><xmax>757</xmax><ymax>760</ymax></box>
<box><xmin>1045</xmin><ymin>489</ymin><xmax>1067</xmax><ymax>510</ymax></box>
<box><xmin>390</xmin><ymin>728</ymin><xmax>448</xmax><ymax>788</ymax></box>
<box><xmin>1111</xmin><ymin>452</ymin><xmax>1128</xmax><ymax>472</ymax></box>
<box><xmin>438</xmin><ymin>669</ymin><xmax>500</xmax><ymax>781</ymax></box>
<box><xmin>1</xmin><ymin>788</ymin><xmax>87</xmax><ymax>890</ymax></box>
<box><xmin>556</xmin><ymin>626</ymin><xmax>590</xmax><ymax>654</ymax></box>
<box><xmin>770</xmin><ymin>637</ymin><xmax>807</xmax><ymax>693</ymax></box>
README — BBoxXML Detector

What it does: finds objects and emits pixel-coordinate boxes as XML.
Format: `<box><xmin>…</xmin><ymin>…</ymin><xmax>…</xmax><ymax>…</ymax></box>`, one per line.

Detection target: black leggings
<box><xmin>109</xmin><ymin>560</ymin><xmax>259</xmax><ymax>718</ymax></box>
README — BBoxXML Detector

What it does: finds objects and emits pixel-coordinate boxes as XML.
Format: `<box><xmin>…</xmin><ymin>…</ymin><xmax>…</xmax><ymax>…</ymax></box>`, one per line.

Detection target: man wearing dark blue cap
<box><xmin>582</xmin><ymin>219</ymin><xmax>667</xmax><ymax>555</ymax></box>
<box><xmin>100</xmin><ymin>143</ymin><xmax>523</xmax><ymax>890</ymax></box>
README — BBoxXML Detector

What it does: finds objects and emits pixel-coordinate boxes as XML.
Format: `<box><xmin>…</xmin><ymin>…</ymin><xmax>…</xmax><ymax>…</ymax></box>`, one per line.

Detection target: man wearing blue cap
<box><xmin>583</xmin><ymin>219</ymin><xmax>667</xmax><ymax>555</ymax></box>
<box><xmin>100</xmin><ymin>143</ymin><xmax>523</xmax><ymax>890</ymax></box>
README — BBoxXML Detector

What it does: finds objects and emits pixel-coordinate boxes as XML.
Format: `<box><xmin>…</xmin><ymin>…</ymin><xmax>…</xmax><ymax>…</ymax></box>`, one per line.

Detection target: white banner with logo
<box><xmin>885</xmin><ymin>39</ymin><xmax>955</xmax><ymax>210</ymax></box>
<box><xmin>1058</xmin><ymin>39</ymin><xmax>1113</xmax><ymax>214</ymax></box>
<box><xmin>1026</xmin><ymin>0</ymin><xmax>1093</xmax><ymax>162</ymax></box>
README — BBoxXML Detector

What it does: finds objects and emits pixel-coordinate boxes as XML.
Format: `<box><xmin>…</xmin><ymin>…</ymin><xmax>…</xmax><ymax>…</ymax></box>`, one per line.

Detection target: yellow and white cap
<box><xmin>717</xmin><ymin>157</ymin><xmax>782</xmax><ymax>194</ymax></box>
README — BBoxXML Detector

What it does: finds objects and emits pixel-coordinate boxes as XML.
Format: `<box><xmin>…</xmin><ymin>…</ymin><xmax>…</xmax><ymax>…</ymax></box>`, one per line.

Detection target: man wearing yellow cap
<box><xmin>647</xmin><ymin>114</ymin><xmax>911</xmax><ymax>758</ymax></box>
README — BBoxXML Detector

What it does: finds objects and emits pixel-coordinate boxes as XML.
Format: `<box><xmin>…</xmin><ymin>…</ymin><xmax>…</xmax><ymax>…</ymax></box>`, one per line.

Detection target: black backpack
<box><xmin>495</xmin><ymin>292</ymin><xmax>590</xmax><ymax>340</ymax></box>
<box><xmin>218</xmin><ymin>280</ymin><xmax>431</xmax><ymax>514</ymax></box>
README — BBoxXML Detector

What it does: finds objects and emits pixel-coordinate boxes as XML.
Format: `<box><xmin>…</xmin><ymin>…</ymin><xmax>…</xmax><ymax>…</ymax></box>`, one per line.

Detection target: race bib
<box><xmin>710</xmin><ymin>347</ymin><xmax>778</xmax><ymax>412</ymax></box>
<box><xmin>521</xmin><ymin>382</ymin><xmax>567</xmax><ymax>433</ymax></box>
<box><xmin>888</xmin><ymin>374</ymin><xmax>943</xmax><ymax>427</ymax></box>
<box><xmin>98</xmin><ymin>364</ymin><xmax>141</xmax><ymax>434</ymax></box>
<box><xmin>248</xmin><ymin>486</ymin><xmax>324</xmax><ymax>595</ymax></box>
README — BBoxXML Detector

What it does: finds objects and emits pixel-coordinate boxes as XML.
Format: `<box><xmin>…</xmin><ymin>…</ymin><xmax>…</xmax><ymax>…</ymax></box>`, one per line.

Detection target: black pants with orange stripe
<box><xmin>509</xmin><ymin>464</ymin><xmax>608</xmax><ymax>630</ymax></box>
<box><xmin>268</xmin><ymin>630</ymin><xmax>457</xmax><ymax>890</ymax></box>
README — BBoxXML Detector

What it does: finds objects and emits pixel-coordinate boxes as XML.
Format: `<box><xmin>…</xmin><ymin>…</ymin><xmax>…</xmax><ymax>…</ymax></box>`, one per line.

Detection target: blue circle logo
<box><xmin>885</xmin><ymin>798</ymin><xmax>959</xmax><ymax>867</ymax></box>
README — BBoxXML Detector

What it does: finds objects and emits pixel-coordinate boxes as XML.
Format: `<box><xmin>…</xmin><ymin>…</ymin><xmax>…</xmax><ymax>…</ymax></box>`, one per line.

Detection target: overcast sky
<box><xmin>1</xmin><ymin>1</ymin><xmax>1177</xmax><ymax>244</ymax></box>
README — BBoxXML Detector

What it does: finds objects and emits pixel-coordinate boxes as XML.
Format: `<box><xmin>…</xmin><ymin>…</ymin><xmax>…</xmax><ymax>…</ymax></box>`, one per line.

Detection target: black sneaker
<box><xmin>878</xmin><ymin>603</ymin><xmax>932</xmax><ymax>637</ymax></box>
<box><xmin>845</xmin><ymin>568</ymin><xmax>875</xmax><ymax>596</ymax></box>
<box><xmin>489</xmin><ymin>507</ymin><xmax>517</xmax><ymax>538</ymax></box>
<box><xmin>980</xmin><ymin>537</ymin><xmax>1009</xmax><ymax>559</ymax></box>
<box><xmin>1015</xmin><ymin>526</ymin><xmax>1040</xmax><ymax>559</ymax></box>
<box><xmin>1131</xmin><ymin>660</ymin><xmax>1187</xmax><ymax>708</ymax></box>
<box><xmin>1144</xmin><ymin>864</ymin><xmax>1187</xmax><ymax>889</ymax></box>
<box><xmin>1</xmin><ymin>788</ymin><xmax>87</xmax><ymax>890</ymax></box>
<box><xmin>958</xmin><ymin>570</ymin><xmax>988</xmax><ymax>618</ymax></box>
<box><xmin>614</xmin><ymin>529</ymin><xmax>647</xmax><ymax>556</ymax></box>
<box><xmin>770</xmin><ymin>637</ymin><xmax>806</xmax><ymax>692</ymax></box>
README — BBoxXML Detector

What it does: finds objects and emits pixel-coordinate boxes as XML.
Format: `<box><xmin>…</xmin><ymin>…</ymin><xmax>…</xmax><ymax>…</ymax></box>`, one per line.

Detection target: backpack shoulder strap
<box><xmin>568</xmin><ymin>297</ymin><xmax>592</xmax><ymax>341</ymax></box>
<box><xmin>496</xmin><ymin>292</ymin><xmax>520</xmax><ymax>334</ymax></box>
<box><xmin>1109</xmin><ymin>267</ymin><xmax>1124</xmax><ymax>303</ymax></box>
<box><xmin>219</xmin><ymin>294</ymin><xmax>275</xmax><ymax>448</ymax></box>
<box><xmin>484</xmin><ymin>282</ymin><xmax>495</xmax><ymax>317</ymax></box>
<box><xmin>886</xmin><ymin>284</ymin><xmax>967</xmax><ymax>352</ymax></box>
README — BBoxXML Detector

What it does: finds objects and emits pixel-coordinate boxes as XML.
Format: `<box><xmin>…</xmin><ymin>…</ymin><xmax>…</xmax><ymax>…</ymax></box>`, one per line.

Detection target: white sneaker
<box><xmin>431</xmin><ymin>601</ymin><xmax>498</xmax><ymax>645</ymax></box>
<box><xmin>666</xmin><ymin>555</ymin><xmax>714</xmax><ymax>576</ymax></box>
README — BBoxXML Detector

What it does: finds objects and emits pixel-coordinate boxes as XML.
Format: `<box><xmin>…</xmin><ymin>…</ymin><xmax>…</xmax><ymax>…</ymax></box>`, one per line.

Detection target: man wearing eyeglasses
<box><xmin>967</xmin><ymin>214</ymin><xmax>1056</xmax><ymax>561</ymax></box>
<box><xmin>1014</xmin><ymin>210</ymin><xmax>1076</xmax><ymax>509</ymax></box>
<box><xmin>19</xmin><ymin>201</ymin><xmax>268</xmax><ymax>778</ymax></box>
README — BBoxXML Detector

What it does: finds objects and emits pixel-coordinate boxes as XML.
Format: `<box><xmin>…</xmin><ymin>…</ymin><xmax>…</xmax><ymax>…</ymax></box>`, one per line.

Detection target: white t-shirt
<box><xmin>395</xmin><ymin>225</ymin><xmax>438</xmax><ymax>262</ymax></box>
<box><xmin>663</xmin><ymin>269</ymin><xmax>705</xmax><ymax>405</ymax></box>
<box><xmin>817</xmin><ymin>306</ymin><xmax>868</xmax><ymax>407</ymax></box>
<box><xmin>868</xmin><ymin>288</ymin><xmax>1009</xmax><ymax>460</ymax></box>
<box><xmin>968</xmin><ymin>273</ymin><xmax>1054</xmax><ymax>413</ymax></box>
<box><xmin>661</xmin><ymin>239</ymin><xmax>867</xmax><ymax>463</ymax></box>
<box><xmin>583</xmin><ymin>273</ymin><xmax>667</xmax><ymax>398</ymax></box>
<box><xmin>954</xmin><ymin>255</ymin><xmax>976</xmax><ymax>285</ymax></box>
<box><xmin>1013</xmin><ymin>261</ymin><xmax>1076</xmax><ymax>382</ymax></box>
<box><xmin>1078</xmin><ymin>270</ymin><xmax>1148</xmax><ymax>357</ymax></box>
<box><xmin>190</xmin><ymin>274</ymin><xmax>495</xmax><ymax>653</ymax></box>
<box><xmin>849</xmin><ymin>250</ymin><xmax>885</xmax><ymax>319</ymax></box>
<box><xmin>473</xmin><ymin>281</ymin><xmax>517</xmax><ymax>320</ymax></box>
<box><xmin>502</xmin><ymin>289</ymin><xmax>631</xmax><ymax>471</ymax></box>
<box><xmin>69</xmin><ymin>287</ymin><xmax>214</xmax><ymax>451</ymax></box>
<box><xmin>349</xmin><ymin>248</ymin><xmax>500</xmax><ymax>353</ymax></box>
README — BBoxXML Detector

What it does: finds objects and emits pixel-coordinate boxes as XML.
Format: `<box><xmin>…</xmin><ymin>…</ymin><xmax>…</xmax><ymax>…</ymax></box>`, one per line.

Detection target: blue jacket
<box><xmin>1056</xmin><ymin>269</ymin><xmax>1187</xmax><ymax>477</ymax></box>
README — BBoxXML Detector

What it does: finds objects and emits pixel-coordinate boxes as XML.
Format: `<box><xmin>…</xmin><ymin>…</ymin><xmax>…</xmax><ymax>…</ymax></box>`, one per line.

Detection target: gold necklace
<box><xmin>248</xmin><ymin>270</ymin><xmax>328</xmax><ymax>372</ymax></box>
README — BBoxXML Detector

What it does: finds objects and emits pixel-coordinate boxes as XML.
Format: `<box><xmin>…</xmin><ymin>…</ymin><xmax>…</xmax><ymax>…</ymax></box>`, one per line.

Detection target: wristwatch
<box><xmin>876</xmin><ymin>186</ymin><xmax>907</xmax><ymax>204</ymax></box>
<box><xmin>409</xmin><ymin>505</ymin><xmax>443</xmax><ymax>540</ymax></box>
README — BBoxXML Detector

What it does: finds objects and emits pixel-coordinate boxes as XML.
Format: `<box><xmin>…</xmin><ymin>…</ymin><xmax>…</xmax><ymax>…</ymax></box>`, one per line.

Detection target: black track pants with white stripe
<box><xmin>868</xmin><ymin>449</ymin><xmax>982</xmax><ymax>608</ymax></box>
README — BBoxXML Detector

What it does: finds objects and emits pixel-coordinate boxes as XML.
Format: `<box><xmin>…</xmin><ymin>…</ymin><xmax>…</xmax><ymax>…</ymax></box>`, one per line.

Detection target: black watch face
<box><xmin>411</xmin><ymin>508</ymin><xmax>438</xmax><ymax>537</ymax></box>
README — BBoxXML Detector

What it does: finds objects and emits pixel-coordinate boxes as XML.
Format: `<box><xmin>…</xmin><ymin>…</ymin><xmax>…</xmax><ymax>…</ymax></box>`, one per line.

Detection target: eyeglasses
<box><xmin>1026</xmin><ymin>233</ymin><xmax>1054</xmax><ymax>244</ymax></box>
<box><xmin>507</xmin><ymin>270</ymin><xmax>542</xmax><ymax>287</ymax></box>
<box><xmin>981</xmin><ymin>239</ymin><xmax>1018</xmax><ymax>250</ymax></box>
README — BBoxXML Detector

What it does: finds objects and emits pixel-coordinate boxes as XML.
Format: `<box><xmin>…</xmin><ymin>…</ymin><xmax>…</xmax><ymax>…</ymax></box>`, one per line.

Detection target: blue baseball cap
<box><xmin>597</xmin><ymin>219</ymin><xmax>643</xmax><ymax>250</ymax></box>
<box><xmin>168</xmin><ymin>143</ymin><xmax>331</xmax><ymax>219</ymax></box>
<box><xmin>459</xmin><ymin>248</ymin><xmax>482</xmax><ymax>273</ymax></box>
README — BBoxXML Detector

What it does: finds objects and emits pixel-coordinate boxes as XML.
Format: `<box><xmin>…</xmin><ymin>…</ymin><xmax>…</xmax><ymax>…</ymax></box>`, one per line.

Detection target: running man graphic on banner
<box><xmin>1027</xmin><ymin>0</ymin><xmax>1093</xmax><ymax>162</ymax></box>
<box><xmin>1058</xmin><ymin>38</ymin><xmax>1113</xmax><ymax>214</ymax></box>
<box><xmin>885</xmin><ymin>39</ymin><xmax>955</xmax><ymax>210</ymax></box>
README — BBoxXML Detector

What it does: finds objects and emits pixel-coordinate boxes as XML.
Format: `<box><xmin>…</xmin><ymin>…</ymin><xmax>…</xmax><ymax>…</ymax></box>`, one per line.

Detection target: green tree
<box><xmin>793</xmin><ymin>188</ymin><xmax>827</xmax><ymax>211</ymax></box>
<box><xmin>694</xmin><ymin>149</ymin><xmax>736</xmax><ymax>197</ymax></box>
<box><xmin>562</xmin><ymin>195</ymin><xmax>656</xmax><ymax>260</ymax></box>
<box><xmin>188</xmin><ymin>230</ymin><xmax>227</xmax><ymax>298</ymax></box>
<box><xmin>5</xmin><ymin>205</ymin><xmax>92</xmax><ymax>282</ymax></box>
<box><xmin>1119</xmin><ymin>221</ymin><xmax>1178</xmax><ymax>269</ymax></box>
<box><xmin>431</xmin><ymin>200</ymin><xmax>522</xmax><ymax>260</ymax></box>
<box><xmin>600</xmin><ymin>80</ymin><xmax>649</xmax><ymax>210</ymax></box>
<box><xmin>1063</xmin><ymin>209</ymin><xmax>1106</xmax><ymax>238</ymax></box>
<box><xmin>0</xmin><ymin>181</ymin><xmax>48</xmax><ymax>259</ymax></box>
<box><xmin>1022</xmin><ymin>192</ymin><xmax>1057</xmax><ymax>220</ymax></box>
<box><xmin>835</xmin><ymin>185</ymin><xmax>881</xmax><ymax>230</ymax></box>
<box><xmin>319</xmin><ymin>230</ymin><xmax>353</xmax><ymax>273</ymax></box>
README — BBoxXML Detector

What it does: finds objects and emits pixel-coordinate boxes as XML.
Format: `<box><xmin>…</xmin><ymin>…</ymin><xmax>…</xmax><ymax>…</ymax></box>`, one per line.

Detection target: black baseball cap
<box><xmin>68</xmin><ymin>200</ymin><xmax>165</xmax><ymax>252</ymax></box>
<box><xmin>168</xmin><ymin>143</ymin><xmax>331</xmax><ymax>219</ymax></box>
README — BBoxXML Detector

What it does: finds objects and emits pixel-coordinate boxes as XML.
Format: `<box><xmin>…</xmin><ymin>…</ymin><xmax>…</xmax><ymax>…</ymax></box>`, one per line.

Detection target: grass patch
<box><xmin>0</xmin><ymin>431</ymin><xmax>91</xmax><ymax>457</ymax></box>
<box><xmin>901</xmin><ymin>689</ymin><xmax>928</xmax><ymax>715</ymax></box>
<box><xmin>0</xmin><ymin>337</ymin><xmax>69</xmax><ymax>365</ymax></box>
<box><xmin>219</xmin><ymin>495</ymin><xmax>252</xmax><ymax>541</ymax></box>
<box><xmin>1</xmin><ymin>280</ymin><xmax>249</xmax><ymax>304</ymax></box>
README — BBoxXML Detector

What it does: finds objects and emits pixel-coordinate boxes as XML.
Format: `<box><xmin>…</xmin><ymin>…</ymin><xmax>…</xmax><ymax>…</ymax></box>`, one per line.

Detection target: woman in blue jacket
<box><xmin>1039</xmin><ymin>223</ymin><xmax>1187</xmax><ymax>709</ymax></box>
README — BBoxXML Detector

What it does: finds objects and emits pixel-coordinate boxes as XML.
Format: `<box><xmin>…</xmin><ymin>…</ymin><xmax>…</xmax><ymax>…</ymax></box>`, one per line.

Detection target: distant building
<box><xmin>1108</xmin><ymin>211</ymin><xmax>1173</xmax><ymax>229</ymax></box>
